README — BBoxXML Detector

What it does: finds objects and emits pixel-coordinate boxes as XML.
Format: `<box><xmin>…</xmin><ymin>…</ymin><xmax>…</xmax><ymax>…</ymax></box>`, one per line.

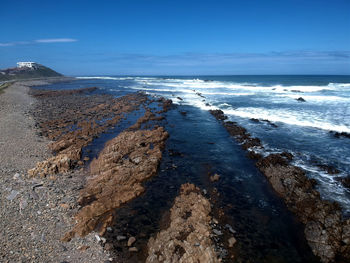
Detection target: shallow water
<box><xmin>70</xmin><ymin>75</ymin><xmax>350</xmax><ymax>214</ymax></box>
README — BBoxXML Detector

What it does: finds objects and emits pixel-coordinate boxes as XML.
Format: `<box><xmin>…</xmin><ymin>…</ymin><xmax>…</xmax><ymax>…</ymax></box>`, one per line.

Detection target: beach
<box><xmin>0</xmin><ymin>79</ymin><xmax>110</xmax><ymax>262</ymax></box>
<box><xmin>1</xmin><ymin>77</ymin><xmax>350</xmax><ymax>263</ymax></box>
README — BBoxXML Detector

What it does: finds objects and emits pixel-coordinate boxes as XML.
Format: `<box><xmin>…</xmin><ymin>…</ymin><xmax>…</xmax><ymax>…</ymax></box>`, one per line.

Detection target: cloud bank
<box><xmin>0</xmin><ymin>38</ymin><xmax>77</xmax><ymax>47</ymax></box>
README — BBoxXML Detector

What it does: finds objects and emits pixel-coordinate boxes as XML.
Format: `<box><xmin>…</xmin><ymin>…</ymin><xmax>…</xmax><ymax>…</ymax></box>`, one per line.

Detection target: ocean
<box><xmin>40</xmin><ymin>75</ymin><xmax>350</xmax><ymax>262</ymax></box>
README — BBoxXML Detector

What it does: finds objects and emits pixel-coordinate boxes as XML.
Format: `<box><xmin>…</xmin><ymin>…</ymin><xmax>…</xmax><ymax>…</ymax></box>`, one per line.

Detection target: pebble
<box><xmin>129</xmin><ymin>247</ymin><xmax>138</xmax><ymax>252</ymax></box>
<box><xmin>213</xmin><ymin>229</ymin><xmax>222</xmax><ymax>236</ymax></box>
<box><xmin>225</xmin><ymin>224</ymin><xmax>236</xmax><ymax>234</ymax></box>
<box><xmin>210</xmin><ymin>173</ymin><xmax>220</xmax><ymax>182</ymax></box>
<box><xmin>127</xmin><ymin>236</ymin><xmax>136</xmax><ymax>247</ymax></box>
<box><xmin>228</xmin><ymin>237</ymin><xmax>237</xmax><ymax>247</ymax></box>
<box><xmin>117</xmin><ymin>235</ymin><xmax>127</xmax><ymax>241</ymax></box>
<box><xmin>6</xmin><ymin>190</ymin><xmax>19</xmax><ymax>200</ymax></box>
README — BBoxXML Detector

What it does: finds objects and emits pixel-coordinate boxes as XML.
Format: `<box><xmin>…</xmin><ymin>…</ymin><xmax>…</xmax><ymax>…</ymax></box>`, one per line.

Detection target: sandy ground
<box><xmin>0</xmin><ymin>79</ymin><xmax>110</xmax><ymax>263</ymax></box>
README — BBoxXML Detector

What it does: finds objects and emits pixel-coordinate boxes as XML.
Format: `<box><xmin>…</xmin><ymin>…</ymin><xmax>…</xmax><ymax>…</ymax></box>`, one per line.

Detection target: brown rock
<box><xmin>210</xmin><ymin>174</ymin><xmax>220</xmax><ymax>182</ymax></box>
<box><xmin>63</xmin><ymin>127</ymin><xmax>168</xmax><ymax>239</ymax></box>
<box><xmin>127</xmin><ymin>236</ymin><xmax>136</xmax><ymax>247</ymax></box>
<box><xmin>146</xmin><ymin>183</ymin><xmax>220</xmax><ymax>263</ymax></box>
<box><xmin>228</xmin><ymin>237</ymin><xmax>236</xmax><ymax>248</ymax></box>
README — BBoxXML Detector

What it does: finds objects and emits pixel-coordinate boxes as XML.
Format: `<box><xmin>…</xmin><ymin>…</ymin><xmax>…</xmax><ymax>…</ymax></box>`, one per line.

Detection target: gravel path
<box><xmin>0</xmin><ymin>80</ymin><xmax>110</xmax><ymax>263</ymax></box>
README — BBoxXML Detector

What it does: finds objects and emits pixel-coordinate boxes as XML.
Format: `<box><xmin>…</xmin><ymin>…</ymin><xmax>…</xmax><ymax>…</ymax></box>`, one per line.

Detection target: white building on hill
<box><xmin>17</xmin><ymin>62</ymin><xmax>38</xmax><ymax>69</ymax></box>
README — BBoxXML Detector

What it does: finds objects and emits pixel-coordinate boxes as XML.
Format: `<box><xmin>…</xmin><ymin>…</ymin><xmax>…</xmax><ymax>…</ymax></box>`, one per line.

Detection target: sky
<box><xmin>0</xmin><ymin>0</ymin><xmax>349</xmax><ymax>75</ymax></box>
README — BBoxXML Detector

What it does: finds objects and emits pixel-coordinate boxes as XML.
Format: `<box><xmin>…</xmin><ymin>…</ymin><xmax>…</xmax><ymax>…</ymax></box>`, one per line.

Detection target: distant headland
<box><xmin>0</xmin><ymin>62</ymin><xmax>62</xmax><ymax>81</ymax></box>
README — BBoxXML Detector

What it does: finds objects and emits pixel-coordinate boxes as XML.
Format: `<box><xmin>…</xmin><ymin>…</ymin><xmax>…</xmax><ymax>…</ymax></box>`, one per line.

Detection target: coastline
<box><xmin>0</xmin><ymin>78</ymin><xmax>111</xmax><ymax>262</ymax></box>
<box><xmin>1</xmin><ymin>77</ymin><xmax>348</xmax><ymax>262</ymax></box>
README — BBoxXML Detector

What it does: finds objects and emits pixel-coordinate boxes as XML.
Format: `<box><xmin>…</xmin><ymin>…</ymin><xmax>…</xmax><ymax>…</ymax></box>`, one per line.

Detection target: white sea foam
<box><xmin>276</xmin><ymin>94</ymin><xmax>349</xmax><ymax>102</ymax></box>
<box><xmin>223</xmin><ymin>107</ymin><xmax>350</xmax><ymax>133</ymax></box>
<box><xmin>77</xmin><ymin>76</ymin><xmax>133</xmax><ymax>80</ymax></box>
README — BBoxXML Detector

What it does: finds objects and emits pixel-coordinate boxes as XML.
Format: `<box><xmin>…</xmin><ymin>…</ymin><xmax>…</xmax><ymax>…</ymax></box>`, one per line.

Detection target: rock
<box><xmin>59</xmin><ymin>203</ymin><xmax>70</xmax><ymax>209</ymax></box>
<box><xmin>213</xmin><ymin>229</ymin><xmax>222</xmax><ymax>236</ymax></box>
<box><xmin>210</xmin><ymin>174</ymin><xmax>220</xmax><ymax>182</ymax></box>
<box><xmin>317</xmin><ymin>164</ymin><xmax>340</xmax><ymax>175</ymax></box>
<box><xmin>228</xmin><ymin>237</ymin><xmax>236</xmax><ymax>248</ymax></box>
<box><xmin>104</xmin><ymin>243</ymin><xmax>114</xmax><ymax>251</ymax></box>
<box><xmin>225</xmin><ymin>224</ymin><xmax>236</xmax><ymax>234</ymax></box>
<box><xmin>117</xmin><ymin>235</ymin><xmax>127</xmax><ymax>241</ymax></box>
<box><xmin>62</xmin><ymin>127</ymin><xmax>169</xmax><ymax>240</ymax></box>
<box><xmin>6</xmin><ymin>190</ymin><xmax>19</xmax><ymax>201</ymax></box>
<box><xmin>333</xmin><ymin>131</ymin><xmax>350</xmax><ymax>139</ymax></box>
<box><xmin>209</xmin><ymin>109</ymin><xmax>227</xmax><ymax>121</ymax></box>
<box><xmin>129</xmin><ymin>247</ymin><xmax>138</xmax><ymax>252</ymax></box>
<box><xmin>78</xmin><ymin>245</ymin><xmax>90</xmax><ymax>251</ymax></box>
<box><xmin>146</xmin><ymin>183</ymin><xmax>220</xmax><ymax>262</ymax></box>
<box><xmin>127</xmin><ymin>236</ymin><xmax>136</xmax><ymax>247</ymax></box>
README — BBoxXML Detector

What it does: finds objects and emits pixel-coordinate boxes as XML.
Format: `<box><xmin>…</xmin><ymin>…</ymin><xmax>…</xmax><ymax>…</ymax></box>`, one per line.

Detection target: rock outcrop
<box><xmin>256</xmin><ymin>154</ymin><xmax>350</xmax><ymax>262</ymax></box>
<box><xmin>62</xmin><ymin>127</ymin><xmax>169</xmax><ymax>241</ymax></box>
<box><xmin>146</xmin><ymin>183</ymin><xmax>220</xmax><ymax>263</ymax></box>
<box><xmin>28</xmin><ymin>92</ymin><xmax>149</xmax><ymax>177</ymax></box>
<box><xmin>210</xmin><ymin>109</ymin><xmax>350</xmax><ymax>262</ymax></box>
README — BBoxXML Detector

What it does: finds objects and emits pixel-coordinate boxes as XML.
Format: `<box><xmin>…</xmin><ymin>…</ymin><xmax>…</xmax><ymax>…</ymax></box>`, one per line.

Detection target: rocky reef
<box><xmin>210</xmin><ymin>109</ymin><xmax>350</xmax><ymax>263</ymax></box>
<box><xmin>146</xmin><ymin>183</ymin><xmax>220</xmax><ymax>263</ymax></box>
<box><xmin>28</xmin><ymin>89</ymin><xmax>149</xmax><ymax>177</ymax></box>
<box><xmin>62</xmin><ymin>127</ymin><xmax>169</xmax><ymax>241</ymax></box>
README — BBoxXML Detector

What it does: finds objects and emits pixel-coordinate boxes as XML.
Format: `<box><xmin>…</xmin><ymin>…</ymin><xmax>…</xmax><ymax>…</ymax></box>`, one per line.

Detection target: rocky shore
<box><xmin>210</xmin><ymin>109</ymin><xmax>350</xmax><ymax>263</ymax></box>
<box><xmin>0</xmin><ymin>79</ymin><xmax>111</xmax><ymax>262</ymax></box>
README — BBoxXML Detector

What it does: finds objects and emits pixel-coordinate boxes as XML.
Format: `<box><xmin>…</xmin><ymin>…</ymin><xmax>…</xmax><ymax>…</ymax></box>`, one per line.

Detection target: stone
<box><xmin>228</xmin><ymin>237</ymin><xmax>236</xmax><ymax>248</ymax></box>
<box><xmin>117</xmin><ymin>236</ymin><xmax>127</xmax><ymax>241</ymax></box>
<box><xmin>127</xmin><ymin>236</ymin><xmax>136</xmax><ymax>247</ymax></box>
<box><xmin>129</xmin><ymin>247</ymin><xmax>138</xmax><ymax>252</ymax></box>
<box><xmin>210</xmin><ymin>174</ymin><xmax>220</xmax><ymax>182</ymax></box>
<box><xmin>146</xmin><ymin>183</ymin><xmax>220</xmax><ymax>262</ymax></box>
<box><xmin>6</xmin><ymin>190</ymin><xmax>19</xmax><ymax>201</ymax></box>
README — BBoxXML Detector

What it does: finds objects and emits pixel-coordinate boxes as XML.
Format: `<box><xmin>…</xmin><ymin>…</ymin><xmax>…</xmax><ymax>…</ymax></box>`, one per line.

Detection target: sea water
<box><xmin>73</xmin><ymin>75</ymin><xmax>350</xmax><ymax>215</ymax></box>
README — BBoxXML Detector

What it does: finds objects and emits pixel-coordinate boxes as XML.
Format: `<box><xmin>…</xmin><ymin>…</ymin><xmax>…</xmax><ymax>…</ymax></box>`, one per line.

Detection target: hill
<box><xmin>0</xmin><ymin>64</ymin><xmax>62</xmax><ymax>81</ymax></box>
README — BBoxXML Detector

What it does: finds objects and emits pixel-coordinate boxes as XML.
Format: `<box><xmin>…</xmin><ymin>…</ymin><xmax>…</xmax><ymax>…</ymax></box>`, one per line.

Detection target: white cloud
<box><xmin>35</xmin><ymin>38</ymin><xmax>77</xmax><ymax>43</ymax></box>
<box><xmin>0</xmin><ymin>38</ymin><xmax>77</xmax><ymax>47</ymax></box>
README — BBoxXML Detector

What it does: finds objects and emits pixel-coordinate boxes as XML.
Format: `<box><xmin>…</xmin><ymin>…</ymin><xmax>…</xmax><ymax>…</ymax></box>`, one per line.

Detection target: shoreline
<box><xmin>1</xmin><ymin>78</ymin><xmax>347</xmax><ymax>262</ymax></box>
<box><xmin>0</xmin><ymin>79</ymin><xmax>110</xmax><ymax>262</ymax></box>
<box><xmin>209</xmin><ymin>109</ymin><xmax>350</xmax><ymax>262</ymax></box>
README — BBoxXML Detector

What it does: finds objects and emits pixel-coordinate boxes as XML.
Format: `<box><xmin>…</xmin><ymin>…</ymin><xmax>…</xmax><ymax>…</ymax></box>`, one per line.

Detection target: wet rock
<box><xmin>256</xmin><ymin>154</ymin><xmax>350</xmax><ymax>262</ymax></box>
<box><xmin>242</xmin><ymin>137</ymin><xmax>262</xmax><ymax>150</ymax></box>
<box><xmin>316</xmin><ymin>164</ymin><xmax>340</xmax><ymax>175</ymax></box>
<box><xmin>62</xmin><ymin>127</ymin><xmax>168</xmax><ymax>241</ymax></box>
<box><xmin>209</xmin><ymin>109</ymin><xmax>227</xmax><ymax>121</ymax></box>
<box><xmin>247</xmin><ymin>151</ymin><xmax>262</xmax><ymax>160</ymax></box>
<box><xmin>28</xmin><ymin>92</ymin><xmax>149</xmax><ymax>177</ymax></box>
<box><xmin>210</xmin><ymin>173</ymin><xmax>220</xmax><ymax>182</ymax></box>
<box><xmin>146</xmin><ymin>183</ymin><xmax>220</xmax><ymax>262</ymax></box>
<box><xmin>333</xmin><ymin>131</ymin><xmax>350</xmax><ymax>139</ymax></box>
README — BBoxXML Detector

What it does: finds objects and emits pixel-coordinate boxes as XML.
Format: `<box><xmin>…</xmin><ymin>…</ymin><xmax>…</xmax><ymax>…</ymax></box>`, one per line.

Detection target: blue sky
<box><xmin>0</xmin><ymin>0</ymin><xmax>349</xmax><ymax>75</ymax></box>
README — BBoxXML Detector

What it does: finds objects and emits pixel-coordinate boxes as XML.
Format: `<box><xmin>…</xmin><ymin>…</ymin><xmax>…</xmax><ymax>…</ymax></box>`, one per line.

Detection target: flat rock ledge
<box><xmin>62</xmin><ymin>127</ymin><xmax>169</xmax><ymax>241</ymax></box>
<box><xmin>146</xmin><ymin>183</ymin><xmax>220</xmax><ymax>263</ymax></box>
